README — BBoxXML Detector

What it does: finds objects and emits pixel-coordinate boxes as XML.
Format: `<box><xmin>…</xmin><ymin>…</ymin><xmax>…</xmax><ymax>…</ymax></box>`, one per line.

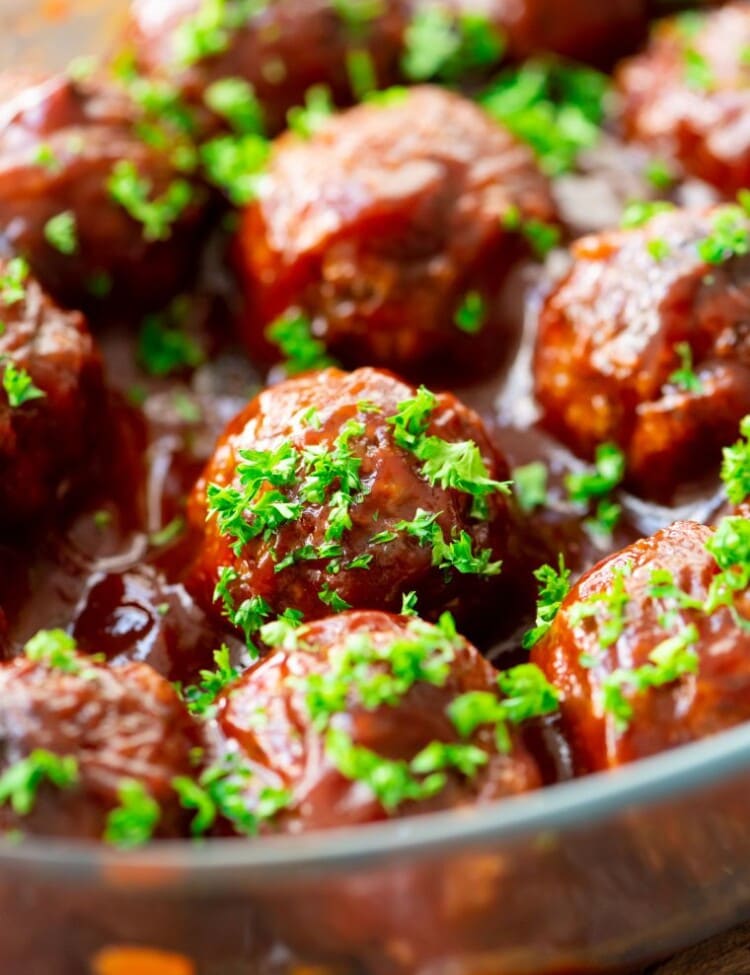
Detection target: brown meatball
<box><xmin>0</xmin><ymin>261</ymin><xmax>105</xmax><ymax>528</ymax></box>
<box><xmin>129</xmin><ymin>0</ymin><xmax>408</xmax><ymax>135</ymax></box>
<box><xmin>534</xmin><ymin>206</ymin><xmax>750</xmax><ymax>500</ymax></box>
<box><xmin>410</xmin><ymin>0</ymin><xmax>646</xmax><ymax>64</ymax></box>
<box><xmin>188</xmin><ymin>367</ymin><xmax>529</xmax><ymax>638</ymax></box>
<box><xmin>212</xmin><ymin>610</ymin><xmax>543</xmax><ymax>832</ymax></box>
<box><xmin>618</xmin><ymin>3</ymin><xmax>750</xmax><ymax>195</ymax></box>
<box><xmin>532</xmin><ymin>519</ymin><xmax>750</xmax><ymax>772</ymax></box>
<box><xmin>0</xmin><ymin>74</ymin><xmax>208</xmax><ymax>310</ymax></box>
<box><xmin>0</xmin><ymin>648</ymin><xmax>200</xmax><ymax>840</ymax></box>
<box><xmin>236</xmin><ymin>85</ymin><xmax>556</xmax><ymax>376</ymax></box>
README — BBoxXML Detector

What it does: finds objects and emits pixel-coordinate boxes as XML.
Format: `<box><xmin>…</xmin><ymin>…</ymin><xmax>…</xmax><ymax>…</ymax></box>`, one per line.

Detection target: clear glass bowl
<box><xmin>3</xmin><ymin>4</ymin><xmax>750</xmax><ymax>974</ymax></box>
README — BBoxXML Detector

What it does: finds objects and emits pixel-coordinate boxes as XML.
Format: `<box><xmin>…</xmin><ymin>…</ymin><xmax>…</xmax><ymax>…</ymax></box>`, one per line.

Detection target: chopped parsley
<box><xmin>450</xmin><ymin>663</ymin><xmax>559</xmax><ymax>753</ymax></box>
<box><xmin>2</xmin><ymin>360</ymin><xmax>45</xmax><ymax>409</ymax></box>
<box><xmin>697</xmin><ymin>204</ymin><xmax>750</xmax><ymax>265</ymax></box>
<box><xmin>104</xmin><ymin>780</ymin><xmax>161</xmax><ymax>849</ymax></box>
<box><xmin>138</xmin><ymin>307</ymin><xmax>204</xmax><ymax>376</ymax></box>
<box><xmin>565</xmin><ymin>443</ymin><xmax>625</xmax><ymax>540</ymax></box>
<box><xmin>213</xmin><ymin>566</ymin><xmax>272</xmax><ymax>648</ymax></box>
<box><xmin>683</xmin><ymin>46</ymin><xmax>714</xmax><ymax>92</ymax></box>
<box><xmin>204</xmin><ymin>77</ymin><xmax>265</xmax><ymax>134</ymax></box>
<box><xmin>402</xmin><ymin>8</ymin><xmax>505</xmax><ymax>82</ymax></box>
<box><xmin>645</xmin><ymin>159</ymin><xmax>675</xmax><ymax>191</ymax></box>
<box><xmin>287</xmin><ymin>85</ymin><xmax>335</xmax><ymax>139</ymax></box>
<box><xmin>0</xmin><ymin>258</ymin><xmax>30</xmax><ymax>306</ymax></box>
<box><xmin>722</xmin><ymin>415</ymin><xmax>750</xmax><ymax>505</ymax></box>
<box><xmin>647</xmin><ymin>238</ymin><xmax>671</xmax><ymax>262</ymax></box>
<box><xmin>501</xmin><ymin>205</ymin><xmax>561</xmax><ymax>258</ymax></box>
<box><xmin>200</xmin><ymin>132</ymin><xmax>270</xmax><ymax>205</ymax></box>
<box><xmin>24</xmin><ymin>629</ymin><xmax>85</xmax><ymax>674</ymax></box>
<box><xmin>174</xmin><ymin>755</ymin><xmax>290</xmax><ymax>837</ymax></box>
<box><xmin>108</xmin><ymin>160</ymin><xmax>192</xmax><ymax>242</ymax></box>
<box><xmin>480</xmin><ymin>59</ymin><xmax>609</xmax><ymax>176</ymax></box>
<box><xmin>0</xmin><ymin>751</ymin><xmax>79</xmax><ymax>816</ymax></box>
<box><xmin>182</xmin><ymin>645</ymin><xmax>240</xmax><ymax>716</ymax></box>
<box><xmin>266</xmin><ymin>309</ymin><xmax>336</xmax><ymax>374</ymax></box>
<box><xmin>568</xmin><ymin>563</ymin><xmax>632</xmax><ymax>655</ymax></box>
<box><xmin>667</xmin><ymin>341</ymin><xmax>703</xmax><ymax>394</ymax></box>
<box><xmin>513</xmin><ymin>461</ymin><xmax>548</xmax><ymax>513</ymax></box>
<box><xmin>174</xmin><ymin>0</ymin><xmax>267</xmax><ymax>67</ymax></box>
<box><xmin>522</xmin><ymin>556</ymin><xmax>571</xmax><ymax>649</ymax></box>
<box><xmin>347</xmin><ymin>48</ymin><xmax>378</xmax><ymax>100</ymax></box>
<box><xmin>620</xmin><ymin>199</ymin><xmax>675</xmax><ymax>229</ymax></box>
<box><xmin>454</xmin><ymin>290</ymin><xmax>487</xmax><ymax>335</ymax></box>
<box><xmin>43</xmin><ymin>211</ymin><xmax>78</xmax><ymax>256</ymax></box>
<box><xmin>149</xmin><ymin>515</ymin><xmax>186</xmax><ymax>547</ymax></box>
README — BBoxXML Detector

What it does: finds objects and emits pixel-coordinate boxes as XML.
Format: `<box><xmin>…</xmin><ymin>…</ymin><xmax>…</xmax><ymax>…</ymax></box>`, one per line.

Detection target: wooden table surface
<box><xmin>640</xmin><ymin>922</ymin><xmax>750</xmax><ymax>974</ymax></box>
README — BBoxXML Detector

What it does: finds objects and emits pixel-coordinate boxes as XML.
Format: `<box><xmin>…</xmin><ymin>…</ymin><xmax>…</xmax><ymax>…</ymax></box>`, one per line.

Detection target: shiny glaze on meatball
<box><xmin>534</xmin><ymin>206</ymin><xmax>750</xmax><ymax>500</ymax></box>
<box><xmin>618</xmin><ymin>3</ymin><xmax>750</xmax><ymax>194</ymax></box>
<box><xmin>188</xmin><ymin>367</ymin><xmax>530</xmax><ymax>638</ymax></box>
<box><xmin>211</xmin><ymin>610</ymin><xmax>545</xmax><ymax>832</ymax></box>
<box><xmin>236</xmin><ymin>85</ymin><xmax>557</xmax><ymax>376</ymax></box>
<box><xmin>0</xmin><ymin>259</ymin><xmax>105</xmax><ymax>528</ymax></box>
<box><xmin>0</xmin><ymin>649</ymin><xmax>201</xmax><ymax>839</ymax></box>
<box><xmin>0</xmin><ymin>74</ymin><xmax>208</xmax><ymax>310</ymax></box>
<box><xmin>532</xmin><ymin>519</ymin><xmax>750</xmax><ymax>772</ymax></box>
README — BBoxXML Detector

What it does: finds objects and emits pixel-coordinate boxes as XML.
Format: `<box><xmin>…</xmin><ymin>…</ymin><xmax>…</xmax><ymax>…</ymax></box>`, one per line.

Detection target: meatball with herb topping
<box><xmin>530</xmin><ymin>518</ymin><xmax>750</xmax><ymax>772</ymax></box>
<box><xmin>187</xmin><ymin>366</ymin><xmax>531</xmax><ymax>643</ymax></box>
<box><xmin>534</xmin><ymin>204</ymin><xmax>750</xmax><ymax>500</ymax></box>
<box><xmin>0</xmin><ymin>73</ymin><xmax>208</xmax><ymax>310</ymax></box>
<box><xmin>209</xmin><ymin>610</ymin><xmax>552</xmax><ymax>833</ymax></box>
<box><xmin>129</xmin><ymin>0</ymin><xmax>408</xmax><ymax>135</ymax></box>
<box><xmin>618</xmin><ymin>3</ymin><xmax>750</xmax><ymax>194</ymax></box>
<box><xmin>0</xmin><ymin>631</ymin><xmax>201</xmax><ymax>843</ymax></box>
<box><xmin>236</xmin><ymin>85</ymin><xmax>558</xmax><ymax>377</ymax></box>
<box><xmin>0</xmin><ymin>258</ymin><xmax>105</xmax><ymax>529</ymax></box>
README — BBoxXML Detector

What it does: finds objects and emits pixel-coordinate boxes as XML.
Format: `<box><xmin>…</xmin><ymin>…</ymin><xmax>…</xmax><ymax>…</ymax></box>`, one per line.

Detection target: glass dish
<box><xmin>3</xmin><ymin>4</ymin><xmax>750</xmax><ymax>974</ymax></box>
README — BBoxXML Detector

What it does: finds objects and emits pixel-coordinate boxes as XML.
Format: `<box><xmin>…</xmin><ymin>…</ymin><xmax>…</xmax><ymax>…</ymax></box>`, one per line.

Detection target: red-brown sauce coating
<box><xmin>534</xmin><ymin>206</ymin><xmax>750</xmax><ymax>501</ymax></box>
<box><xmin>0</xmin><ymin>259</ymin><xmax>105</xmax><ymax>526</ymax></box>
<box><xmin>188</xmin><ymin>366</ymin><xmax>534</xmax><ymax>638</ymax></box>
<box><xmin>618</xmin><ymin>2</ymin><xmax>750</xmax><ymax>194</ymax></box>
<box><xmin>236</xmin><ymin>85</ymin><xmax>557</xmax><ymax>377</ymax></box>
<box><xmin>0</xmin><ymin>653</ymin><xmax>201</xmax><ymax>839</ymax></box>
<box><xmin>212</xmin><ymin>610</ymin><xmax>542</xmax><ymax>833</ymax></box>
<box><xmin>532</xmin><ymin>519</ymin><xmax>750</xmax><ymax>773</ymax></box>
<box><xmin>0</xmin><ymin>74</ymin><xmax>209</xmax><ymax>310</ymax></box>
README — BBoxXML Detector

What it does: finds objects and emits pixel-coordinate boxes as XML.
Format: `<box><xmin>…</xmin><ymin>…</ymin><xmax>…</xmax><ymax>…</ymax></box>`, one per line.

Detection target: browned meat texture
<box><xmin>212</xmin><ymin>610</ymin><xmax>543</xmax><ymax>832</ymax></box>
<box><xmin>532</xmin><ymin>520</ymin><xmax>750</xmax><ymax>772</ymax></box>
<box><xmin>0</xmin><ymin>654</ymin><xmax>201</xmax><ymax>839</ymax></box>
<box><xmin>618</xmin><ymin>3</ymin><xmax>750</xmax><ymax>194</ymax></box>
<box><xmin>188</xmin><ymin>366</ymin><xmax>530</xmax><ymax>635</ymax></box>
<box><xmin>236</xmin><ymin>85</ymin><xmax>557</xmax><ymax>376</ymax></box>
<box><xmin>534</xmin><ymin>206</ymin><xmax>750</xmax><ymax>500</ymax></box>
<box><xmin>0</xmin><ymin>74</ymin><xmax>208</xmax><ymax>310</ymax></box>
<box><xmin>0</xmin><ymin>261</ymin><xmax>105</xmax><ymax>527</ymax></box>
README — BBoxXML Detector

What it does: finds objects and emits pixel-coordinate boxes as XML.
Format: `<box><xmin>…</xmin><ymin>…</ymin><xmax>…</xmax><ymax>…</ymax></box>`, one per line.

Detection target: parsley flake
<box><xmin>44</xmin><ymin>211</ymin><xmax>78</xmax><ymax>256</ymax></box>
<box><xmin>2</xmin><ymin>360</ymin><xmax>45</xmax><ymax>409</ymax></box>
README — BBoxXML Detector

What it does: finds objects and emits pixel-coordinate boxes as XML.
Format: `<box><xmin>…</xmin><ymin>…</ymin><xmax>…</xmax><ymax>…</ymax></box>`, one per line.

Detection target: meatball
<box><xmin>618</xmin><ymin>3</ymin><xmax>750</xmax><ymax>194</ymax></box>
<box><xmin>0</xmin><ymin>260</ymin><xmax>105</xmax><ymax>528</ymax></box>
<box><xmin>188</xmin><ymin>367</ymin><xmax>530</xmax><ymax>639</ymax></box>
<box><xmin>129</xmin><ymin>0</ymin><xmax>408</xmax><ymax>135</ymax></box>
<box><xmin>236</xmin><ymin>85</ymin><xmax>556</xmax><ymax>376</ymax></box>
<box><xmin>0</xmin><ymin>638</ymin><xmax>200</xmax><ymax>840</ymax></box>
<box><xmin>531</xmin><ymin>518</ymin><xmax>750</xmax><ymax>772</ymax></box>
<box><xmin>211</xmin><ymin>611</ymin><xmax>546</xmax><ymax>832</ymax></box>
<box><xmin>534</xmin><ymin>205</ymin><xmax>750</xmax><ymax>500</ymax></box>
<box><xmin>408</xmin><ymin>0</ymin><xmax>646</xmax><ymax>65</ymax></box>
<box><xmin>0</xmin><ymin>74</ymin><xmax>208</xmax><ymax>310</ymax></box>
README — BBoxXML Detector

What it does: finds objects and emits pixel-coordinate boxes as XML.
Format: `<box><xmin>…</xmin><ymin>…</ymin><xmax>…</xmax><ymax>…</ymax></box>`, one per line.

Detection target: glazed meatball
<box><xmin>0</xmin><ymin>74</ymin><xmax>207</xmax><ymax>310</ymax></box>
<box><xmin>534</xmin><ymin>205</ymin><xmax>750</xmax><ymax>500</ymax></box>
<box><xmin>618</xmin><ymin>3</ymin><xmax>750</xmax><ymax>194</ymax></box>
<box><xmin>0</xmin><ymin>639</ymin><xmax>200</xmax><ymax>840</ymax></box>
<box><xmin>531</xmin><ymin>518</ymin><xmax>750</xmax><ymax>772</ymax></box>
<box><xmin>211</xmin><ymin>611</ymin><xmax>546</xmax><ymax>832</ymax></box>
<box><xmin>188</xmin><ymin>367</ymin><xmax>530</xmax><ymax>639</ymax></box>
<box><xmin>237</xmin><ymin>85</ymin><xmax>557</xmax><ymax>376</ymax></box>
<box><xmin>129</xmin><ymin>0</ymin><xmax>408</xmax><ymax>135</ymax></box>
<box><xmin>408</xmin><ymin>0</ymin><xmax>646</xmax><ymax>65</ymax></box>
<box><xmin>0</xmin><ymin>260</ymin><xmax>105</xmax><ymax>527</ymax></box>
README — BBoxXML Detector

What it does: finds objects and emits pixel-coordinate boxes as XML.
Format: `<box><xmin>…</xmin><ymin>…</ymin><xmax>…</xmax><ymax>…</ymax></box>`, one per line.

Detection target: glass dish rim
<box><xmin>2</xmin><ymin>720</ymin><xmax>750</xmax><ymax>888</ymax></box>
